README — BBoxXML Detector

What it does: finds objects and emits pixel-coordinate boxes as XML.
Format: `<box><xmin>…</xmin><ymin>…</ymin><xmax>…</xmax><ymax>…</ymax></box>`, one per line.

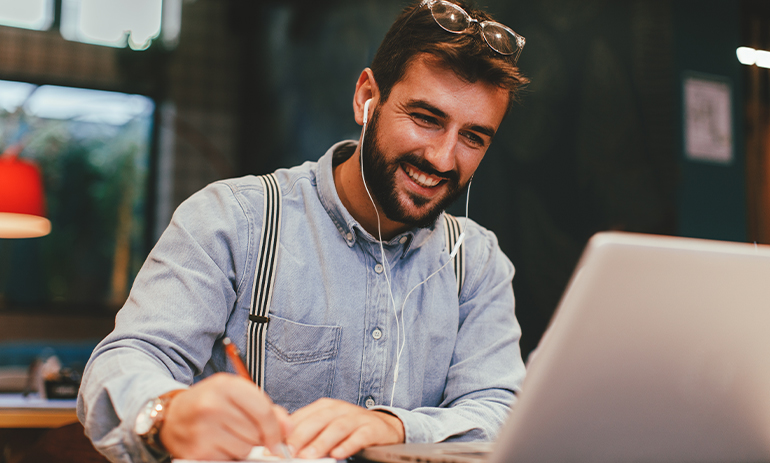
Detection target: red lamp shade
<box><xmin>0</xmin><ymin>151</ymin><xmax>51</xmax><ymax>238</ymax></box>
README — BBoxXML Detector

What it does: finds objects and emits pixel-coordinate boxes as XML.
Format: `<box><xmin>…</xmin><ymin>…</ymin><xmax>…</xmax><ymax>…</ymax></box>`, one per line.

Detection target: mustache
<box><xmin>398</xmin><ymin>154</ymin><xmax>460</xmax><ymax>183</ymax></box>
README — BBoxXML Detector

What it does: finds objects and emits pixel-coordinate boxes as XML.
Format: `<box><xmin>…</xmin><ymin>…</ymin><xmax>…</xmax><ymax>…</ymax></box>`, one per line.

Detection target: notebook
<box><xmin>172</xmin><ymin>446</ymin><xmax>335</xmax><ymax>463</ymax></box>
<box><xmin>361</xmin><ymin>231</ymin><xmax>770</xmax><ymax>463</ymax></box>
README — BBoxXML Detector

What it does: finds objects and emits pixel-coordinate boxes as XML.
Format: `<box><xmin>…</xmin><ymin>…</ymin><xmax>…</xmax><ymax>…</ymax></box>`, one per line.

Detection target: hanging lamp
<box><xmin>0</xmin><ymin>146</ymin><xmax>51</xmax><ymax>238</ymax></box>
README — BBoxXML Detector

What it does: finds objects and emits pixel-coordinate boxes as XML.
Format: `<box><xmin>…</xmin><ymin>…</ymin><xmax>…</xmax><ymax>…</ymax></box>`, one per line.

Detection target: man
<box><xmin>78</xmin><ymin>1</ymin><xmax>529</xmax><ymax>461</ymax></box>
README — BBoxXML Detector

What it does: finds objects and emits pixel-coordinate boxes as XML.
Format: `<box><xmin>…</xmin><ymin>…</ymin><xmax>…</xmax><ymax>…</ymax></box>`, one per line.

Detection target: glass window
<box><xmin>60</xmin><ymin>0</ymin><xmax>163</xmax><ymax>50</ymax></box>
<box><xmin>0</xmin><ymin>79</ymin><xmax>156</xmax><ymax>309</ymax></box>
<box><xmin>0</xmin><ymin>0</ymin><xmax>181</xmax><ymax>51</ymax></box>
<box><xmin>0</xmin><ymin>0</ymin><xmax>54</xmax><ymax>31</ymax></box>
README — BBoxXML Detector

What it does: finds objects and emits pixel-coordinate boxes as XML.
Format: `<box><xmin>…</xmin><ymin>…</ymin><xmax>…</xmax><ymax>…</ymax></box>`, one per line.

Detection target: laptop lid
<box><xmin>360</xmin><ymin>442</ymin><xmax>493</xmax><ymax>463</ymax></box>
<box><xmin>491</xmin><ymin>231</ymin><xmax>770</xmax><ymax>463</ymax></box>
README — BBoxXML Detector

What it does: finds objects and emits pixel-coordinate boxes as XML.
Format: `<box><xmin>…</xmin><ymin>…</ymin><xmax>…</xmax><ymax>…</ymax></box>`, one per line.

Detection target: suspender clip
<box><xmin>249</xmin><ymin>314</ymin><xmax>270</xmax><ymax>324</ymax></box>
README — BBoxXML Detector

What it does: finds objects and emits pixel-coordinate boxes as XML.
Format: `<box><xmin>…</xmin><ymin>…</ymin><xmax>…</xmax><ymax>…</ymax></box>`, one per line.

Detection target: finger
<box><xmin>288</xmin><ymin>401</ymin><xmax>344</xmax><ymax>454</ymax></box>
<box><xmin>329</xmin><ymin>413</ymin><xmax>404</xmax><ymax>460</ymax></box>
<box><xmin>167</xmin><ymin>404</ymin><xmax>261</xmax><ymax>458</ymax></box>
<box><xmin>169</xmin><ymin>420</ymin><xmax>255</xmax><ymax>461</ymax></box>
<box><xmin>203</xmin><ymin>383</ymin><xmax>266</xmax><ymax>444</ymax></box>
<box><xmin>329</xmin><ymin>425</ymin><xmax>381</xmax><ymax>460</ymax></box>
<box><xmin>206</xmin><ymin>433</ymin><xmax>256</xmax><ymax>461</ymax></box>
<box><xmin>272</xmin><ymin>405</ymin><xmax>294</xmax><ymax>442</ymax></box>
<box><xmin>162</xmin><ymin>375</ymin><xmax>280</xmax><ymax>459</ymax></box>
<box><xmin>225</xmin><ymin>379</ymin><xmax>287</xmax><ymax>448</ymax></box>
<box><xmin>329</xmin><ymin>411</ymin><xmax>404</xmax><ymax>460</ymax></box>
<box><xmin>251</xmin><ymin>404</ymin><xmax>287</xmax><ymax>450</ymax></box>
<box><xmin>162</xmin><ymin>383</ymin><xmax>248</xmax><ymax>450</ymax></box>
<box><xmin>263</xmin><ymin>407</ymin><xmax>293</xmax><ymax>459</ymax></box>
<box><xmin>289</xmin><ymin>397</ymin><xmax>337</xmax><ymax>424</ymax></box>
<box><xmin>219</xmin><ymin>412</ymin><xmax>264</xmax><ymax>445</ymax></box>
<box><xmin>298</xmin><ymin>415</ymin><xmax>361</xmax><ymax>459</ymax></box>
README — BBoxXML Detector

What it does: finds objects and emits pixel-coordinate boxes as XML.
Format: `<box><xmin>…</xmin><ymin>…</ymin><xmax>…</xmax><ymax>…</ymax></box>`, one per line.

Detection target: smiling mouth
<box><xmin>402</xmin><ymin>163</ymin><xmax>445</xmax><ymax>189</ymax></box>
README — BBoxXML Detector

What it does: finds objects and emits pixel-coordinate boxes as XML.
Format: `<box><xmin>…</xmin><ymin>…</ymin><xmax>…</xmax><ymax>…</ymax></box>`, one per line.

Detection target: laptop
<box><xmin>361</xmin><ymin>231</ymin><xmax>770</xmax><ymax>463</ymax></box>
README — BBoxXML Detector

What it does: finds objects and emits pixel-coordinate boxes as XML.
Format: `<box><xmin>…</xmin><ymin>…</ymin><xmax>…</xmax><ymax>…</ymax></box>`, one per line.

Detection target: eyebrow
<box><xmin>405</xmin><ymin>99</ymin><xmax>497</xmax><ymax>139</ymax></box>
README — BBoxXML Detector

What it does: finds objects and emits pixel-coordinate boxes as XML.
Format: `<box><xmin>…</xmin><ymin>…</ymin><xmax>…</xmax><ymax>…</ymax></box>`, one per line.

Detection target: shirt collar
<box><xmin>315</xmin><ymin>140</ymin><xmax>437</xmax><ymax>257</ymax></box>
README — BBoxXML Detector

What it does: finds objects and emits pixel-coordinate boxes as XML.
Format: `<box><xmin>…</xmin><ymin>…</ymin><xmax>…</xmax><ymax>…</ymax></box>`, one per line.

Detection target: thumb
<box><xmin>272</xmin><ymin>404</ymin><xmax>294</xmax><ymax>436</ymax></box>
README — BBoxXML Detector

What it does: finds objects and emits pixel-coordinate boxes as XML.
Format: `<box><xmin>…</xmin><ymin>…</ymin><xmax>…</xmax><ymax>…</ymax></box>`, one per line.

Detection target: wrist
<box><xmin>375</xmin><ymin>410</ymin><xmax>406</xmax><ymax>443</ymax></box>
<box><xmin>134</xmin><ymin>389</ymin><xmax>185</xmax><ymax>455</ymax></box>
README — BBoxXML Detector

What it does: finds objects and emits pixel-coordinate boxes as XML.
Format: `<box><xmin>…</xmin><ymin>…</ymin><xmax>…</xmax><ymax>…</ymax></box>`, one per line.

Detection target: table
<box><xmin>0</xmin><ymin>394</ymin><xmax>84</xmax><ymax>462</ymax></box>
<box><xmin>0</xmin><ymin>393</ymin><xmax>78</xmax><ymax>428</ymax></box>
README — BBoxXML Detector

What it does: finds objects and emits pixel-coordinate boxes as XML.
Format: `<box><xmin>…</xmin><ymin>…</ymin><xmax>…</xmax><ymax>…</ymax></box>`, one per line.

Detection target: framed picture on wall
<box><xmin>683</xmin><ymin>73</ymin><xmax>733</xmax><ymax>164</ymax></box>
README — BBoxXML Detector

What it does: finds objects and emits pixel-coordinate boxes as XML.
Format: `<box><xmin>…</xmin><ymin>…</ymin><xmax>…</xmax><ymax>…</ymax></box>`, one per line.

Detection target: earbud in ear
<box><xmin>363</xmin><ymin>98</ymin><xmax>372</xmax><ymax>125</ymax></box>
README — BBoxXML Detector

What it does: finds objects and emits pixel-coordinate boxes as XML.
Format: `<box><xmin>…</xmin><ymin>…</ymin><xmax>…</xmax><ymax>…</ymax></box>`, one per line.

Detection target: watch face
<box><xmin>134</xmin><ymin>399</ymin><xmax>158</xmax><ymax>435</ymax></box>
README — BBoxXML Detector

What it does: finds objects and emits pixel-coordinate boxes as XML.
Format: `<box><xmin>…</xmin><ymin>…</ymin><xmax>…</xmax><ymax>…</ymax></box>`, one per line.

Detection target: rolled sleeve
<box><xmin>78</xmin><ymin>181</ymin><xmax>257</xmax><ymax>462</ymax></box>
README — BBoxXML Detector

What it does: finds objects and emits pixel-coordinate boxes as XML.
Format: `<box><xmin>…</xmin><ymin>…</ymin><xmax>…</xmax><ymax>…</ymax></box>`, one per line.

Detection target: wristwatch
<box><xmin>134</xmin><ymin>389</ymin><xmax>184</xmax><ymax>454</ymax></box>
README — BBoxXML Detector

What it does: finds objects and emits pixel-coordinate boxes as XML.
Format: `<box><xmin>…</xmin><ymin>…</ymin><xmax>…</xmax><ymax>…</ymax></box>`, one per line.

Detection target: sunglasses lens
<box><xmin>431</xmin><ymin>1</ymin><xmax>471</xmax><ymax>33</ymax></box>
<box><xmin>426</xmin><ymin>1</ymin><xmax>526</xmax><ymax>62</ymax></box>
<box><xmin>481</xmin><ymin>22</ymin><xmax>522</xmax><ymax>57</ymax></box>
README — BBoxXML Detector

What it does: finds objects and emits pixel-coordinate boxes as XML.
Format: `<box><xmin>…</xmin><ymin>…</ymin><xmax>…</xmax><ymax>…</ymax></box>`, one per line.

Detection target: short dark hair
<box><xmin>370</xmin><ymin>0</ymin><xmax>528</xmax><ymax>113</ymax></box>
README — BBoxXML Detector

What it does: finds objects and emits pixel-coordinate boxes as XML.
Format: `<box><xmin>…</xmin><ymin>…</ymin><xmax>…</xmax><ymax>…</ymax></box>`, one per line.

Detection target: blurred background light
<box><xmin>737</xmin><ymin>46</ymin><xmax>770</xmax><ymax>69</ymax></box>
<box><xmin>0</xmin><ymin>0</ymin><xmax>181</xmax><ymax>51</ymax></box>
<box><xmin>0</xmin><ymin>0</ymin><xmax>53</xmax><ymax>31</ymax></box>
<box><xmin>60</xmin><ymin>0</ymin><xmax>163</xmax><ymax>50</ymax></box>
<box><xmin>736</xmin><ymin>47</ymin><xmax>756</xmax><ymax>65</ymax></box>
<box><xmin>756</xmin><ymin>50</ymin><xmax>770</xmax><ymax>68</ymax></box>
<box><xmin>19</xmin><ymin>84</ymin><xmax>155</xmax><ymax>126</ymax></box>
<box><xmin>161</xmin><ymin>0</ymin><xmax>182</xmax><ymax>49</ymax></box>
<box><xmin>0</xmin><ymin>81</ymin><xmax>36</xmax><ymax>113</ymax></box>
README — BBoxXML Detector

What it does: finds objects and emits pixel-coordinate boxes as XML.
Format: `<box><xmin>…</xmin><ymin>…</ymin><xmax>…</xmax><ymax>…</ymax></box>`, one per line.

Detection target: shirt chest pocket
<box><xmin>263</xmin><ymin>315</ymin><xmax>342</xmax><ymax>412</ymax></box>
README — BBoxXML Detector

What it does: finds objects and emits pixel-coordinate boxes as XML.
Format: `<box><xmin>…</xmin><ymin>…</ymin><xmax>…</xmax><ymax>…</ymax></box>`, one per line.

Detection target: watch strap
<box><xmin>140</xmin><ymin>389</ymin><xmax>185</xmax><ymax>455</ymax></box>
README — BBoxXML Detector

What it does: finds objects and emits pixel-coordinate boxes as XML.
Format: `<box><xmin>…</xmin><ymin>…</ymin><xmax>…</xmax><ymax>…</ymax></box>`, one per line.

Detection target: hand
<box><xmin>159</xmin><ymin>373</ymin><xmax>292</xmax><ymax>460</ymax></box>
<box><xmin>287</xmin><ymin>398</ymin><xmax>405</xmax><ymax>460</ymax></box>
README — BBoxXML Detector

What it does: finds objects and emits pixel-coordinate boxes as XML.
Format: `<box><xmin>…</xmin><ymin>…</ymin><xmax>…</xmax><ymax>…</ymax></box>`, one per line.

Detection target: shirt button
<box><xmin>399</xmin><ymin>236</ymin><xmax>408</xmax><ymax>244</ymax></box>
<box><xmin>345</xmin><ymin>232</ymin><xmax>353</xmax><ymax>241</ymax></box>
<box><xmin>365</xmin><ymin>397</ymin><xmax>375</xmax><ymax>409</ymax></box>
<box><xmin>372</xmin><ymin>328</ymin><xmax>382</xmax><ymax>340</ymax></box>
<box><xmin>374</xmin><ymin>263</ymin><xmax>383</xmax><ymax>274</ymax></box>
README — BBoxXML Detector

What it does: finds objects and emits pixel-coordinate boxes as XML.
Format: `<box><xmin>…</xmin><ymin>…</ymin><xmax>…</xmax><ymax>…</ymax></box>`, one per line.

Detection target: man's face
<box><xmin>360</xmin><ymin>56</ymin><xmax>509</xmax><ymax>228</ymax></box>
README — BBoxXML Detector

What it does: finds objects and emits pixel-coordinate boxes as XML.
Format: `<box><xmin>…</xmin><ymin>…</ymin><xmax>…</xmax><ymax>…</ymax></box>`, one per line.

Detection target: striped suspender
<box><xmin>443</xmin><ymin>213</ymin><xmax>465</xmax><ymax>296</ymax></box>
<box><xmin>245</xmin><ymin>186</ymin><xmax>461</xmax><ymax>386</ymax></box>
<box><xmin>247</xmin><ymin>174</ymin><xmax>282</xmax><ymax>387</ymax></box>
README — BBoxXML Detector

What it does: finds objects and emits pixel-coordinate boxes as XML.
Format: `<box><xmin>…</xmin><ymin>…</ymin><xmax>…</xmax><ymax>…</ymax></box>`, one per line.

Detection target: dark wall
<box><xmin>473</xmin><ymin>1</ymin><xmax>680</xmax><ymax>357</ymax></box>
<box><xmin>232</xmin><ymin>0</ymin><xmax>744</xmax><ymax>359</ymax></box>
<box><xmin>674</xmin><ymin>1</ymin><xmax>746</xmax><ymax>242</ymax></box>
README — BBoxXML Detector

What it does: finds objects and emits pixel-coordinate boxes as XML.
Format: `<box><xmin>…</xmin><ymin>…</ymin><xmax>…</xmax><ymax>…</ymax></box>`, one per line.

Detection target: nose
<box><xmin>423</xmin><ymin>132</ymin><xmax>457</xmax><ymax>174</ymax></box>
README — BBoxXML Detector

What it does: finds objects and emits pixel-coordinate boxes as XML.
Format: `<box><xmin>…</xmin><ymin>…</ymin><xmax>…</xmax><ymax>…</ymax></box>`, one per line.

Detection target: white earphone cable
<box><xmin>389</xmin><ymin>176</ymin><xmax>471</xmax><ymax>406</ymax></box>
<box><xmin>358</xmin><ymin>99</ymin><xmax>472</xmax><ymax>407</ymax></box>
<box><xmin>359</xmin><ymin>102</ymin><xmax>403</xmax><ymax>406</ymax></box>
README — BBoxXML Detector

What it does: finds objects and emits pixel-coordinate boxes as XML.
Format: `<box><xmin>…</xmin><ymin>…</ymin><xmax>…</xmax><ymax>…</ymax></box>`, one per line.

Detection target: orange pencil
<box><xmin>221</xmin><ymin>337</ymin><xmax>292</xmax><ymax>459</ymax></box>
<box><xmin>222</xmin><ymin>337</ymin><xmax>251</xmax><ymax>380</ymax></box>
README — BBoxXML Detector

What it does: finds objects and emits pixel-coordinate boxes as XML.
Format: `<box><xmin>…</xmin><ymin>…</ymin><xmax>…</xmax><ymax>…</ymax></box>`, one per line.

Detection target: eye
<box><xmin>462</xmin><ymin>131</ymin><xmax>486</xmax><ymax>148</ymax></box>
<box><xmin>411</xmin><ymin>113</ymin><xmax>439</xmax><ymax>127</ymax></box>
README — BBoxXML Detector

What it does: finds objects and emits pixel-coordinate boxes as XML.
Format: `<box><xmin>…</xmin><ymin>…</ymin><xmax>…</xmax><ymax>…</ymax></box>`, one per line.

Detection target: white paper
<box><xmin>172</xmin><ymin>446</ymin><xmax>338</xmax><ymax>463</ymax></box>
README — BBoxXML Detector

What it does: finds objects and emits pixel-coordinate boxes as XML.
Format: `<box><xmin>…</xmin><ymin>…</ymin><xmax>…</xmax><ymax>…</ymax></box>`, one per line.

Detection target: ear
<box><xmin>353</xmin><ymin>68</ymin><xmax>379</xmax><ymax>126</ymax></box>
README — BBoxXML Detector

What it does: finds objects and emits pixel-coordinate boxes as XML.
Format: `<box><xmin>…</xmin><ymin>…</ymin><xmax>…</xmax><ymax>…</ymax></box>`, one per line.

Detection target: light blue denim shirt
<box><xmin>78</xmin><ymin>141</ymin><xmax>526</xmax><ymax>463</ymax></box>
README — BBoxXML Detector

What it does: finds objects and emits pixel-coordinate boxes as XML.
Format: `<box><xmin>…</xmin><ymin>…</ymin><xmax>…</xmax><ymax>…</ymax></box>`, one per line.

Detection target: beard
<box><xmin>360</xmin><ymin>107</ymin><xmax>468</xmax><ymax>229</ymax></box>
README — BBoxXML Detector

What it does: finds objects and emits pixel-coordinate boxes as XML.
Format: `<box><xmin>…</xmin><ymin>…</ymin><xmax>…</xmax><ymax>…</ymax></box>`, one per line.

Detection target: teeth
<box><xmin>404</xmin><ymin>164</ymin><xmax>440</xmax><ymax>188</ymax></box>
